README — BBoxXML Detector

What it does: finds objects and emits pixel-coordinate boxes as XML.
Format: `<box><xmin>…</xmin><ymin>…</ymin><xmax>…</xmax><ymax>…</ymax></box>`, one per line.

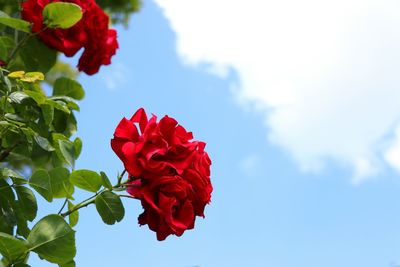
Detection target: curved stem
<box><xmin>61</xmin><ymin>169</ymin><xmax>133</xmax><ymax>218</ymax></box>
<box><xmin>57</xmin><ymin>198</ymin><xmax>68</xmax><ymax>215</ymax></box>
<box><xmin>117</xmin><ymin>169</ymin><xmax>126</xmax><ymax>186</ymax></box>
<box><xmin>61</xmin><ymin>198</ymin><xmax>96</xmax><ymax>218</ymax></box>
<box><xmin>60</xmin><ymin>187</ymin><xmax>108</xmax><ymax>218</ymax></box>
<box><xmin>6</xmin><ymin>33</ymin><xmax>31</xmax><ymax>64</ymax></box>
<box><xmin>6</xmin><ymin>27</ymin><xmax>48</xmax><ymax>65</ymax></box>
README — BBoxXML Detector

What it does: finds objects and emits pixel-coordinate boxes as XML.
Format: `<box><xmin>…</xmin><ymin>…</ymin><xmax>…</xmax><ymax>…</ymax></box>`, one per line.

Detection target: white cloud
<box><xmin>154</xmin><ymin>0</ymin><xmax>400</xmax><ymax>179</ymax></box>
<box><xmin>385</xmin><ymin>127</ymin><xmax>400</xmax><ymax>173</ymax></box>
<box><xmin>101</xmin><ymin>63</ymin><xmax>128</xmax><ymax>91</ymax></box>
<box><xmin>239</xmin><ymin>155</ymin><xmax>261</xmax><ymax>178</ymax></box>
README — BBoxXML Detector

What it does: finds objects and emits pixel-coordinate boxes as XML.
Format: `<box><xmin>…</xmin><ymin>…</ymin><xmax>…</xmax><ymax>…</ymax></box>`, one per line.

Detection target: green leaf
<box><xmin>0</xmin><ymin>182</ymin><xmax>16</xmax><ymax>230</ymax></box>
<box><xmin>0</xmin><ymin>180</ymin><xmax>16</xmax><ymax>234</ymax></box>
<box><xmin>20</xmin><ymin>128</ymin><xmax>33</xmax><ymax>153</ymax></box>
<box><xmin>0</xmin><ymin>168</ymin><xmax>24</xmax><ymax>181</ymax></box>
<box><xmin>49</xmin><ymin>167</ymin><xmax>73</xmax><ymax>199</ymax></box>
<box><xmin>53</xmin><ymin>77</ymin><xmax>84</xmax><ymax>100</ymax></box>
<box><xmin>0</xmin><ymin>36</ymin><xmax>14</xmax><ymax>61</ymax></box>
<box><xmin>46</xmin><ymin>99</ymin><xmax>70</xmax><ymax>114</ymax></box>
<box><xmin>27</xmin><ymin>214</ymin><xmax>76</xmax><ymax>264</ymax></box>
<box><xmin>0</xmin><ymin>258</ymin><xmax>9</xmax><ymax>267</ymax></box>
<box><xmin>3</xmin><ymin>76</ymin><xmax>12</xmax><ymax>92</ymax></box>
<box><xmin>95</xmin><ymin>191</ymin><xmax>125</xmax><ymax>225</ymax></box>
<box><xmin>0</xmin><ymin>11</ymin><xmax>8</xmax><ymax>18</ymax></box>
<box><xmin>50</xmin><ymin>96</ymin><xmax>79</xmax><ymax>111</ymax></box>
<box><xmin>100</xmin><ymin>171</ymin><xmax>113</xmax><ymax>190</ymax></box>
<box><xmin>14</xmin><ymin>186</ymin><xmax>37</xmax><ymax>222</ymax></box>
<box><xmin>9</xmin><ymin>92</ymin><xmax>29</xmax><ymax>104</ymax></box>
<box><xmin>59</xmin><ymin>260</ymin><xmax>75</xmax><ymax>267</ymax></box>
<box><xmin>24</xmin><ymin>90</ymin><xmax>46</xmax><ymax>105</ymax></box>
<box><xmin>73</xmin><ymin>137</ymin><xmax>82</xmax><ymax>159</ymax></box>
<box><xmin>0</xmin><ymin>233</ymin><xmax>28</xmax><ymax>262</ymax></box>
<box><xmin>67</xmin><ymin>201</ymin><xmax>78</xmax><ymax>227</ymax></box>
<box><xmin>4</xmin><ymin>113</ymin><xmax>26</xmax><ymax>123</ymax></box>
<box><xmin>13</xmin><ymin>201</ymin><xmax>31</xmax><ymax>238</ymax></box>
<box><xmin>41</xmin><ymin>104</ymin><xmax>54</xmax><ymax>126</ymax></box>
<box><xmin>57</xmin><ymin>139</ymin><xmax>75</xmax><ymax>167</ymax></box>
<box><xmin>69</xmin><ymin>170</ymin><xmax>102</xmax><ymax>192</ymax></box>
<box><xmin>43</xmin><ymin>2</ymin><xmax>83</xmax><ymax>29</ymax></box>
<box><xmin>0</xmin><ymin>17</ymin><xmax>31</xmax><ymax>33</ymax></box>
<box><xmin>29</xmin><ymin>169</ymin><xmax>52</xmax><ymax>202</ymax></box>
<box><xmin>52</xmin><ymin>134</ymin><xmax>75</xmax><ymax>166</ymax></box>
<box><xmin>34</xmin><ymin>135</ymin><xmax>55</xmax><ymax>152</ymax></box>
<box><xmin>19</xmin><ymin>37</ymin><xmax>57</xmax><ymax>73</ymax></box>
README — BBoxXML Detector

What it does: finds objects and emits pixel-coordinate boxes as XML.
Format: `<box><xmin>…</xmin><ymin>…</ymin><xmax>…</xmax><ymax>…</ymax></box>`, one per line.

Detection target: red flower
<box><xmin>21</xmin><ymin>0</ymin><xmax>118</xmax><ymax>75</ymax></box>
<box><xmin>111</xmin><ymin>108</ymin><xmax>213</xmax><ymax>240</ymax></box>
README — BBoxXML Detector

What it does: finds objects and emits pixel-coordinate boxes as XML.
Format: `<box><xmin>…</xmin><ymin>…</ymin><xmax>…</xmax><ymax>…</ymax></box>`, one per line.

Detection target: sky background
<box><xmin>30</xmin><ymin>0</ymin><xmax>400</xmax><ymax>266</ymax></box>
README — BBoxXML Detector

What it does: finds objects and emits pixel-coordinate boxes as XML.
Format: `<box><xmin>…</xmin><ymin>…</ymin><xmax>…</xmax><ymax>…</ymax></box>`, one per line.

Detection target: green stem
<box><xmin>61</xmin><ymin>189</ymin><xmax>105</xmax><ymax>218</ymax></box>
<box><xmin>61</xmin><ymin>198</ymin><xmax>96</xmax><ymax>218</ymax></box>
<box><xmin>61</xmin><ymin>169</ymin><xmax>134</xmax><ymax>218</ymax></box>
<box><xmin>6</xmin><ymin>33</ymin><xmax>31</xmax><ymax>64</ymax></box>
<box><xmin>6</xmin><ymin>27</ymin><xmax>48</xmax><ymax>65</ymax></box>
<box><xmin>57</xmin><ymin>198</ymin><xmax>68</xmax><ymax>215</ymax></box>
<box><xmin>2</xmin><ymin>91</ymin><xmax>7</xmax><ymax>117</ymax></box>
<box><xmin>117</xmin><ymin>169</ymin><xmax>127</xmax><ymax>186</ymax></box>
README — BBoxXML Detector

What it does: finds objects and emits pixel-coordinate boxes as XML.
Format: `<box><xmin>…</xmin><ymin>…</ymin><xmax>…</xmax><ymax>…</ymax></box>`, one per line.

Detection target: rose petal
<box><xmin>130</xmin><ymin>108</ymin><xmax>148</xmax><ymax>133</ymax></box>
<box><xmin>113</xmin><ymin>117</ymin><xmax>139</xmax><ymax>140</ymax></box>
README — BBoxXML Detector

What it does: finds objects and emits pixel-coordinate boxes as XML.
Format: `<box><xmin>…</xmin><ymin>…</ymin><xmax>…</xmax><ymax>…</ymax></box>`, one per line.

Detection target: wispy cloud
<box><xmin>101</xmin><ymin>62</ymin><xmax>129</xmax><ymax>91</ymax></box>
<box><xmin>155</xmin><ymin>0</ymin><xmax>400</xmax><ymax>181</ymax></box>
<box><xmin>239</xmin><ymin>155</ymin><xmax>261</xmax><ymax>178</ymax></box>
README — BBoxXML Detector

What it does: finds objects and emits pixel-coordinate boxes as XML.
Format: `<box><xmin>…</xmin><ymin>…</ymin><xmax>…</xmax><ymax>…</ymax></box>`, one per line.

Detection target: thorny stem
<box><xmin>61</xmin><ymin>169</ymin><xmax>132</xmax><ymax>218</ymax></box>
<box><xmin>61</xmin><ymin>198</ymin><xmax>96</xmax><ymax>218</ymax></box>
<box><xmin>60</xmin><ymin>190</ymin><xmax>103</xmax><ymax>218</ymax></box>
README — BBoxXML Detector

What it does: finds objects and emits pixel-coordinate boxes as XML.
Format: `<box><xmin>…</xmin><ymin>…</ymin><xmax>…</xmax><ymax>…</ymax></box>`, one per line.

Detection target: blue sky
<box><xmin>30</xmin><ymin>1</ymin><xmax>400</xmax><ymax>266</ymax></box>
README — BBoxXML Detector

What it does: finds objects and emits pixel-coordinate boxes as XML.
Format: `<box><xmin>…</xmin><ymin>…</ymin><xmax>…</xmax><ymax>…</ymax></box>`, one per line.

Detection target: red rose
<box><xmin>111</xmin><ymin>108</ymin><xmax>213</xmax><ymax>240</ymax></box>
<box><xmin>21</xmin><ymin>0</ymin><xmax>118</xmax><ymax>75</ymax></box>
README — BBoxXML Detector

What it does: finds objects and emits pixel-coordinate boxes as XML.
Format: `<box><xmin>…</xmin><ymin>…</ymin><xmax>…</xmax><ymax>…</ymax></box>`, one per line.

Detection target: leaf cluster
<box><xmin>0</xmin><ymin>2</ymin><xmax>131</xmax><ymax>266</ymax></box>
<box><xmin>96</xmin><ymin>0</ymin><xmax>141</xmax><ymax>25</ymax></box>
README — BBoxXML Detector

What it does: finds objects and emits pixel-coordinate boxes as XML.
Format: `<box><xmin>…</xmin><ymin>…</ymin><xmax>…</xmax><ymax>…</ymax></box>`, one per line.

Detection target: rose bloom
<box><xmin>21</xmin><ymin>0</ymin><xmax>118</xmax><ymax>75</ymax></box>
<box><xmin>111</xmin><ymin>108</ymin><xmax>213</xmax><ymax>240</ymax></box>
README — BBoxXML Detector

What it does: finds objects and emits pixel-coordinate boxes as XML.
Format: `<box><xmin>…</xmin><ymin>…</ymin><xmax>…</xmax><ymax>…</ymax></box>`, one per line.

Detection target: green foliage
<box><xmin>29</xmin><ymin>169</ymin><xmax>52</xmax><ymax>202</ymax></box>
<box><xmin>70</xmin><ymin>170</ymin><xmax>102</xmax><ymax>192</ymax></box>
<box><xmin>0</xmin><ymin>36</ymin><xmax>14</xmax><ymax>62</ymax></box>
<box><xmin>0</xmin><ymin>1</ymin><xmax>138</xmax><ymax>265</ymax></box>
<box><xmin>14</xmin><ymin>186</ymin><xmax>37</xmax><ymax>222</ymax></box>
<box><xmin>100</xmin><ymin>171</ymin><xmax>113</xmax><ymax>190</ymax></box>
<box><xmin>67</xmin><ymin>201</ymin><xmax>78</xmax><ymax>228</ymax></box>
<box><xmin>0</xmin><ymin>17</ymin><xmax>31</xmax><ymax>33</ymax></box>
<box><xmin>0</xmin><ymin>233</ymin><xmax>28</xmax><ymax>263</ymax></box>
<box><xmin>15</xmin><ymin>37</ymin><xmax>57</xmax><ymax>73</ymax></box>
<box><xmin>0</xmin><ymin>2</ymin><xmax>21</xmax><ymax>17</ymax></box>
<box><xmin>97</xmin><ymin>0</ymin><xmax>141</xmax><ymax>25</ymax></box>
<box><xmin>95</xmin><ymin>191</ymin><xmax>125</xmax><ymax>225</ymax></box>
<box><xmin>27</xmin><ymin>215</ymin><xmax>76</xmax><ymax>264</ymax></box>
<box><xmin>42</xmin><ymin>3</ymin><xmax>83</xmax><ymax>29</ymax></box>
<box><xmin>53</xmin><ymin>77</ymin><xmax>84</xmax><ymax>100</ymax></box>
